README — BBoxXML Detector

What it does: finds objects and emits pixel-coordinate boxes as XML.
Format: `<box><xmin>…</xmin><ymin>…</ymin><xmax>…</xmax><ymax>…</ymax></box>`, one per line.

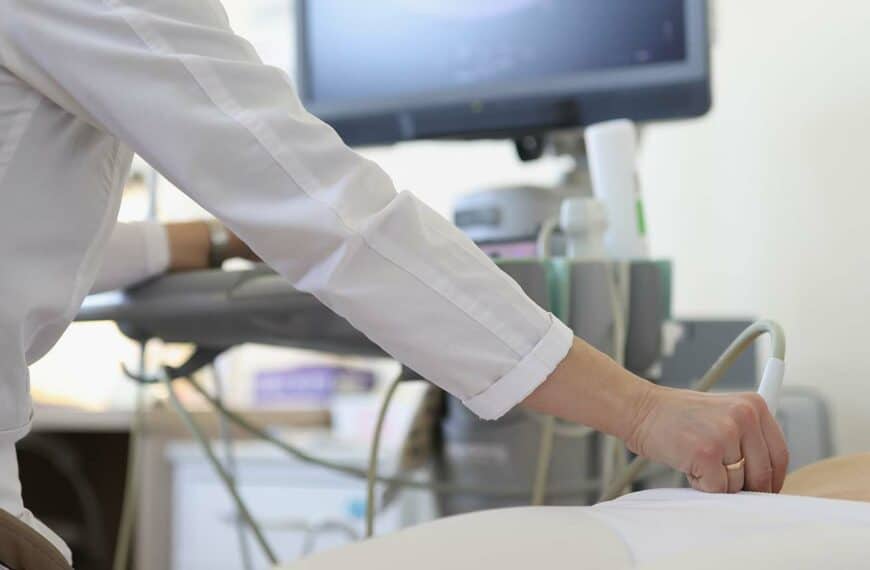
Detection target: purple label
<box><xmin>254</xmin><ymin>366</ymin><xmax>375</xmax><ymax>405</ymax></box>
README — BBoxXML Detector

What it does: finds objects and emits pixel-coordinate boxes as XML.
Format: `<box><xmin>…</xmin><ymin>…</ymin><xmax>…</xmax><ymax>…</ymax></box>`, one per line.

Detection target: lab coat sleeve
<box><xmin>91</xmin><ymin>221</ymin><xmax>170</xmax><ymax>294</ymax></box>
<box><xmin>0</xmin><ymin>0</ymin><xmax>574</xmax><ymax>419</ymax></box>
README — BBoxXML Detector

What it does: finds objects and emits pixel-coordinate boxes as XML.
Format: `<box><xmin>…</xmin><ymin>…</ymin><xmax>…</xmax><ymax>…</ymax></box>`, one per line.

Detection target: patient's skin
<box><xmin>781</xmin><ymin>453</ymin><xmax>870</xmax><ymax>502</ymax></box>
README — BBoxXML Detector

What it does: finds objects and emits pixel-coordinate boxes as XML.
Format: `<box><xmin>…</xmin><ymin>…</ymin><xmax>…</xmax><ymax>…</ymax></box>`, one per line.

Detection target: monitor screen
<box><xmin>296</xmin><ymin>0</ymin><xmax>710</xmax><ymax>146</ymax></box>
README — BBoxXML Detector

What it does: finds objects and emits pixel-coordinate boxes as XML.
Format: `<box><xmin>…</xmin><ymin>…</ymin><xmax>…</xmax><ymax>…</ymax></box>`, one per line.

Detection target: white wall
<box><xmin>641</xmin><ymin>1</ymin><xmax>870</xmax><ymax>453</ymax></box>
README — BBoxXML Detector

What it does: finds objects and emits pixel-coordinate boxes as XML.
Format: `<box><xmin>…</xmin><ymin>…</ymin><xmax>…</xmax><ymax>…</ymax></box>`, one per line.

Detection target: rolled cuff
<box><xmin>141</xmin><ymin>221</ymin><xmax>171</xmax><ymax>277</ymax></box>
<box><xmin>463</xmin><ymin>316</ymin><xmax>574</xmax><ymax>420</ymax></box>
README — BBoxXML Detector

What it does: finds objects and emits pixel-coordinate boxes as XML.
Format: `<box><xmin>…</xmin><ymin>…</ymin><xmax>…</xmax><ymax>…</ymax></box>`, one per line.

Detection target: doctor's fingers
<box><xmin>758</xmin><ymin>400</ymin><xmax>790</xmax><ymax>492</ymax></box>
<box><xmin>732</xmin><ymin>393</ymin><xmax>788</xmax><ymax>493</ymax></box>
<box><xmin>694</xmin><ymin>416</ymin><xmax>744</xmax><ymax>493</ymax></box>
<box><xmin>687</xmin><ymin>441</ymin><xmax>729</xmax><ymax>494</ymax></box>
<box><xmin>720</xmin><ymin>423</ymin><xmax>745</xmax><ymax>493</ymax></box>
<box><xmin>737</xmin><ymin>405</ymin><xmax>773</xmax><ymax>493</ymax></box>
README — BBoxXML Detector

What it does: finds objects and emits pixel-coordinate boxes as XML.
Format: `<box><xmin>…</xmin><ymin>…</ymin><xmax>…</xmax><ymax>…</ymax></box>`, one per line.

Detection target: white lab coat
<box><xmin>93</xmin><ymin>221</ymin><xmax>170</xmax><ymax>293</ymax></box>
<box><xmin>0</xmin><ymin>0</ymin><xmax>573</xmax><ymax>447</ymax></box>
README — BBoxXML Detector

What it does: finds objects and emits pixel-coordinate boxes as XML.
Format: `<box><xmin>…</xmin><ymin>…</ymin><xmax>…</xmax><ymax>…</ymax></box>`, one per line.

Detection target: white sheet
<box><xmin>282</xmin><ymin>489</ymin><xmax>870</xmax><ymax>569</ymax></box>
<box><xmin>588</xmin><ymin>489</ymin><xmax>870</xmax><ymax>566</ymax></box>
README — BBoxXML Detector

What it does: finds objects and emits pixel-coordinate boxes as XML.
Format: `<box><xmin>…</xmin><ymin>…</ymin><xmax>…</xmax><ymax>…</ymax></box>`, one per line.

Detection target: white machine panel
<box><xmin>168</xmin><ymin>442</ymin><xmax>436</xmax><ymax>569</ymax></box>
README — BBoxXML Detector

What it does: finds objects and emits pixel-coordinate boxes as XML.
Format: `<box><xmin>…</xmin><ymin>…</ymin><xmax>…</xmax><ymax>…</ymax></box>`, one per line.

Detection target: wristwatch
<box><xmin>207</xmin><ymin>219</ymin><xmax>230</xmax><ymax>268</ymax></box>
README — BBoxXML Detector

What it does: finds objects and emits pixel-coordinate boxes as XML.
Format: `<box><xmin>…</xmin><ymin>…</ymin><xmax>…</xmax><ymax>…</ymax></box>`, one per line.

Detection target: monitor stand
<box><xmin>515</xmin><ymin>128</ymin><xmax>594</xmax><ymax>198</ymax></box>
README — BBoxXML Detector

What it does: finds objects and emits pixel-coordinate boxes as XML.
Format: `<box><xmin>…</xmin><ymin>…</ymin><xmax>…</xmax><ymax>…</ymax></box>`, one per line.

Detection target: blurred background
<box><xmin>35</xmin><ymin>0</ymin><xmax>870</xmax><ymax>452</ymax></box>
<box><xmin>22</xmin><ymin>1</ymin><xmax>870</xmax><ymax>568</ymax></box>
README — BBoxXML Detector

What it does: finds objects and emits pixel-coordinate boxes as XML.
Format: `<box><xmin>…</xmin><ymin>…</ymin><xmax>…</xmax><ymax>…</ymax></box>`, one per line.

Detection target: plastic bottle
<box><xmin>584</xmin><ymin>119</ymin><xmax>649</xmax><ymax>259</ymax></box>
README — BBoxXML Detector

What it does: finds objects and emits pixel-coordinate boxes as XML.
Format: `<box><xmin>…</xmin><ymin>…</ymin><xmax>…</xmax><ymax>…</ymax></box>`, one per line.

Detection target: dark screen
<box><xmin>304</xmin><ymin>0</ymin><xmax>686</xmax><ymax>105</ymax></box>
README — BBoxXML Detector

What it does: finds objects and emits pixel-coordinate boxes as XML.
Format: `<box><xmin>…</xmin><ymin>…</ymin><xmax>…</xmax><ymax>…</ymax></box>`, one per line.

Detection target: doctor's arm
<box><xmin>0</xmin><ymin>0</ymin><xmax>786</xmax><ymax>493</ymax></box>
<box><xmin>91</xmin><ymin>220</ymin><xmax>255</xmax><ymax>293</ymax></box>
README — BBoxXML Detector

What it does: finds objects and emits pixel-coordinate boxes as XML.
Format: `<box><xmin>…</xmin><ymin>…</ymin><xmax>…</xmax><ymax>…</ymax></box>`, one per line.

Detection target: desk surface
<box><xmin>77</xmin><ymin>267</ymin><xmax>383</xmax><ymax>356</ymax></box>
<box><xmin>31</xmin><ymin>404</ymin><xmax>330</xmax><ymax>435</ymax></box>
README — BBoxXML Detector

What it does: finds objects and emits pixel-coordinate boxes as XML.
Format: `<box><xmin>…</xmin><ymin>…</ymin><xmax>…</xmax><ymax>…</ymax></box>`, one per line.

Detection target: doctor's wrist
<box><xmin>523</xmin><ymin>337</ymin><xmax>654</xmax><ymax>442</ymax></box>
<box><xmin>165</xmin><ymin>221</ymin><xmax>211</xmax><ymax>271</ymax></box>
<box><xmin>165</xmin><ymin>221</ymin><xmax>258</xmax><ymax>271</ymax></box>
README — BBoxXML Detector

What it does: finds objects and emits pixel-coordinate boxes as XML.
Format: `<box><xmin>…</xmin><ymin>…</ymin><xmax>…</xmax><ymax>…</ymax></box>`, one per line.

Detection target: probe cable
<box><xmin>182</xmin><ymin>376</ymin><xmax>602</xmax><ymax>499</ymax></box>
<box><xmin>163</xmin><ymin>317</ymin><xmax>784</xmax><ymax>555</ymax></box>
<box><xmin>163</xmin><ymin>375</ymin><xmax>279</xmax><ymax>566</ymax></box>
<box><xmin>112</xmin><ymin>347</ymin><xmax>147</xmax><ymax>570</ymax></box>
<box><xmin>598</xmin><ymin>320</ymin><xmax>786</xmax><ymax>502</ymax></box>
<box><xmin>213</xmin><ymin>365</ymin><xmax>255</xmax><ymax>570</ymax></box>
<box><xmin>364</xmin><ymin>375</ymin><xmax>403</xmax><ymax>538</ymax></box>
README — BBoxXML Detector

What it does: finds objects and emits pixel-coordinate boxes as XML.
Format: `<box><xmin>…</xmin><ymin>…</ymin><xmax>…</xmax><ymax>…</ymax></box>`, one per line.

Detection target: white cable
<box><xmin>536</xmin><ymin>221</ymin><xmax>626</xmax><ymax>504</ymax></box>
<box><xmin>167</xmin><ymin>306</ymin><xmax>782</xmax><ymax>535</ymax></box>
<box><xmin>184</xmin><ymin>377</ymin><xmax>601</xmax><ymax>497</ymax></box>
<box><xmin>531</xmin><ymin>415</ymin><xmax>556</xmax><ymax>505</ymax></box>
<box><xmin>598</xmin><ymin>262</ymin><xmax>630</xmax><ymax>498</ymax></box>
<box><xmin>608</xmin><ymin>262</ymin><xmax>629</xmax><ymax>367</ymax></box>
<box><xmin>598</xmin><ymin>320</ymin><xmax>787</xmax><ymax>502</ymax></box>
<box><xmin>163</xmin><ymin>375</ymin><xmax>279</xmax><ymax>566</ymax></box>
<box><xmin>536</xmin><ymin>216</ymin><xmax>560</xmax><ymax>258</ymax></box>
<box><xmin>528</xmin><ymin>249</ymin><xmax>631</xmax><ymax>503</ymax></box>
<box><xmin>365</xmin><ymin>376</ymin><xmax>402</xmax><ymax>538</ymax></box>
<box><xmin>112</xmin><ymin>347</ymin><xmax>147</xmax><ymax>570</ymax></box>
<box><xmin>212</xmin><ymin>365</ymin><xmax>254</xmax><ymax>570</ymax></box>
<box><xmin>301</xmin><ymin>521</ymin><xmax>360</xmax><ymax>556</ymax></box>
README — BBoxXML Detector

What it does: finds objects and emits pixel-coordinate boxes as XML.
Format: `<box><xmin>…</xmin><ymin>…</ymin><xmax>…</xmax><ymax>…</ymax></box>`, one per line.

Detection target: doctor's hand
<box><xmin>625</xmin><ymin>386</ymin><xmax>789</xmax><ymax>494</ymax></box>
<box><xmin>523</xmin><ymin>337</ymin><xmax>789</xmax><ymax>495</ymax></box>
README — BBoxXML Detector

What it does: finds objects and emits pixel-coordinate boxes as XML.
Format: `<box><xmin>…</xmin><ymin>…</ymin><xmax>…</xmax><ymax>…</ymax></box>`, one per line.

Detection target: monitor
<box><xmin>295</xmin><ymin>0</ymin><xmax>711</xmax><ymax>146</ymax></box>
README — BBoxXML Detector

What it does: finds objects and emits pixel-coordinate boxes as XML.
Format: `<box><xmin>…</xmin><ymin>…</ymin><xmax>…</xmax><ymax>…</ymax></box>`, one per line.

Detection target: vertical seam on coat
<box><xmin>0</xmin><ymin>90</ymin><xmax>39</xmax><ymax>189</ymax></box>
